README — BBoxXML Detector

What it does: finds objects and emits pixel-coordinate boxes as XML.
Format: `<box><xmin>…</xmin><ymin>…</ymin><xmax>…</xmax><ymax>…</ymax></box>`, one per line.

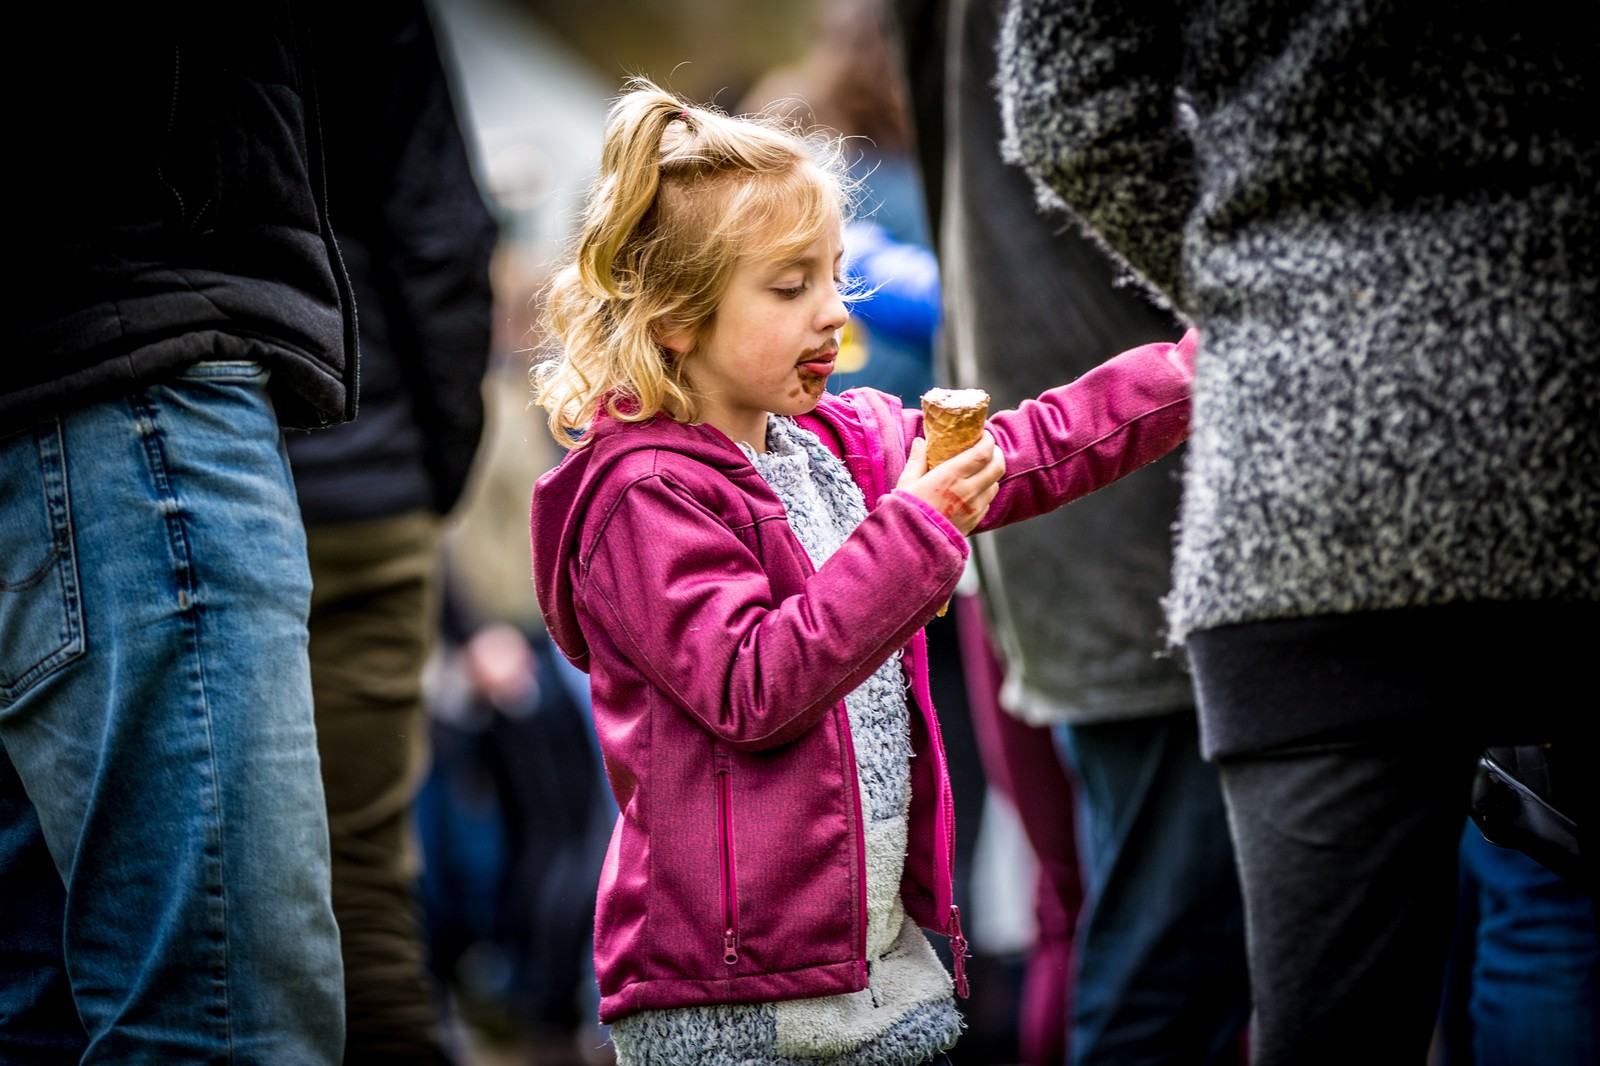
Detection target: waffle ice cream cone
<box><xmin>921</xmin><ymin>387</ymin><xmax>990</xmax><ymax>466</ymax></box>
<box><xmin>920</xmin><ymin>387</ymin><xmax>990</xmax><ymax>617</ymax></box>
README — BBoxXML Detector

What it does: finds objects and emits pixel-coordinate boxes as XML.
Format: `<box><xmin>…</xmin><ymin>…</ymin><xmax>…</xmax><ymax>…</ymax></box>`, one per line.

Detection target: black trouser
<box><xmin>1189</xmin><ymin>601</ymin><xmax>1598</xmax><ymax>1066</ymax></box>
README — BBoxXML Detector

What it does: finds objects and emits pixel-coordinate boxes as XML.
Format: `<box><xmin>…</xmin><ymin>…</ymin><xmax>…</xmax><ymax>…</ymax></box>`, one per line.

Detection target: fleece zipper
<box><xmin>836</xmin><ymin>706</ymin><xmax>871</xmax><ymax>987</ymax></box>
<box><xmin>715</xmin><ymin>750</ymin><xmax>739</xmax><ymax>965</ymax></box>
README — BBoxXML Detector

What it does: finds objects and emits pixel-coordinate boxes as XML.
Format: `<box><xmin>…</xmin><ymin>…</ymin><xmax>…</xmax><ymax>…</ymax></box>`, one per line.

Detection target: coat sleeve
<box><xmin>996</xmin><ymin>0</ymin><xmax>1194</xmax><ymax>312</ymax></box>
<box><xmin>575</xmin><ymin>470</ymin><xmax>969</xmax><ymax>752</ymax></box>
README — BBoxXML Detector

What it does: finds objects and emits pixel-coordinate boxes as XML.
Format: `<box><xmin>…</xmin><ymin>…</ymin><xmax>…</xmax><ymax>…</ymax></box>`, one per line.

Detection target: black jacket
<box><xmin>285</xmin><ymin>0</ymin><xmax>497</xmax><ymax>522</ymax></box>
<box><xmin>6</xmin><ymin>2</ymin><xmax>357</xmax><ymax>433</ymax></box>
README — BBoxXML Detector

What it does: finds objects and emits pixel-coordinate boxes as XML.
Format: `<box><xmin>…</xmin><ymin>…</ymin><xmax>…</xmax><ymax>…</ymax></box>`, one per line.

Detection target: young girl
<box><xmin>529</xmin><ymin>78</ymin><xmax>1197</xmax><ymax>1066</ymax></box>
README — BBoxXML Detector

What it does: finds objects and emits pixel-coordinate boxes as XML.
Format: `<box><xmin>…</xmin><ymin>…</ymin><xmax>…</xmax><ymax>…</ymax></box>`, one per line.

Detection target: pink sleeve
<box><xmin>974</xmin><ymin>329</ymin><xmax>1197</xmax><ymax>531</ymax></box>
<box><xmin>579</xmin><ymin>476</ymin><xmax>967</xmax><ymax>752</ymax></box>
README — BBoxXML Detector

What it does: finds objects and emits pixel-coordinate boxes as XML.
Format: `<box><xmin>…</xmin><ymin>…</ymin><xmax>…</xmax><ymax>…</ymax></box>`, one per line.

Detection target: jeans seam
<box><xmin>131</xmin><ymin>387</ymin><xmax>236</xmax><ymax>1045</ymax></box>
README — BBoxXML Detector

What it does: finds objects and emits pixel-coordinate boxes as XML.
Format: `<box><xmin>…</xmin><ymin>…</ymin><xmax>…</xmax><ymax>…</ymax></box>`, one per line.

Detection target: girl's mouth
<box><xmin>797</xmin><ymin>348</ymin><xmax>837</xmax><ymax>377</ymax></box>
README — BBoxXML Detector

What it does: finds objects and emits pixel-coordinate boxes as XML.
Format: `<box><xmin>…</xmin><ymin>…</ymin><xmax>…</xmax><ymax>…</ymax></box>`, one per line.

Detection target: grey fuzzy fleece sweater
<box><xmin>996</xmin><ymin>0</ymin><xmax>1600</xmax><ymax>650</ymax></box>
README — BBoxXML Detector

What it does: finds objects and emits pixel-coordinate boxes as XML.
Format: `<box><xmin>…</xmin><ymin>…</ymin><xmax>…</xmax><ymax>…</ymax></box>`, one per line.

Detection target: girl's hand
<box><xmin>898</xmin><ymin>433</ymin><xmax>1005</xmax><ymax>536</ymax></box>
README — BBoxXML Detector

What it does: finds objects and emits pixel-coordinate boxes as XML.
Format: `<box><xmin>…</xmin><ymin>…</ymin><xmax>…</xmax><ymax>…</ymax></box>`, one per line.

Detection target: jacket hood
<box><xmin>530</xmin><ymin>413</ymin><xmax>758</xmax><ymax>673</ymax></box>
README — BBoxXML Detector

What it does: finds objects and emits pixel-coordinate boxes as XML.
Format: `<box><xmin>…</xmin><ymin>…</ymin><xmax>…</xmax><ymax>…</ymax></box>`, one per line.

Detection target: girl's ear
<box><xmin>657</xmin><ymin>323</ymin><xmax>695</xmax><ymax>355</ymax></box>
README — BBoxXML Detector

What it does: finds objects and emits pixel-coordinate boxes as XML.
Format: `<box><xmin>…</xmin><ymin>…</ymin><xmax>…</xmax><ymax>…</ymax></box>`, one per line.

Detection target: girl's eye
<box><xmin>774</xmin><ymin>285</ymin><xmax>805</xmax><ymax>299</ymax></box>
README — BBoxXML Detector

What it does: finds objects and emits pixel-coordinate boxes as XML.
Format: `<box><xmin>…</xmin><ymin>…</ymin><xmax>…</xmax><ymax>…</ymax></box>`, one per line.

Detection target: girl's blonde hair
<box><xmin>534</xmin><ymin>76</ymin><xmax>857</xmax><ymax>446</ymax></box>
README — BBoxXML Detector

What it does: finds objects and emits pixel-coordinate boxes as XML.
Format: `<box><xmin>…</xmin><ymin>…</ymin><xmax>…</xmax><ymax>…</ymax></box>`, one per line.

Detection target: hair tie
<box><xmin>679</xmin><ymin>108</ymin><xmax>690</xmax><ymax>122</ymax></box>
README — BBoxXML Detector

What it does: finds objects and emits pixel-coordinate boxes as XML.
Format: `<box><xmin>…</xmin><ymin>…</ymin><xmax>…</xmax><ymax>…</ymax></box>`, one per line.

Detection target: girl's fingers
<box><xmin>898</xmin><ymin>437</ymin><xmax>930</xmax><ymax>492</ymax></box>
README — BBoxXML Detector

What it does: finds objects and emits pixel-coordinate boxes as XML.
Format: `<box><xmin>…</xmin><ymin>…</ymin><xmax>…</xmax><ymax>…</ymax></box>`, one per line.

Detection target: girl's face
<box><xmin>665</xmin><ymin>220</ymin><xmax>847</xmax><ymax>451</ymax></box>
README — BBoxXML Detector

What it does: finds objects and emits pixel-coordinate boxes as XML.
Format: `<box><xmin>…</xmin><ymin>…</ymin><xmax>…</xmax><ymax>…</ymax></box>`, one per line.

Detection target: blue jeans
<box><xmin>1058</xmin><ymin>713</ymin><xmax>1251</xmax><ymax>1066</ymax></box>
<box><xmin>1437</xmin><ymin>824</ymin><xmax>1600</xmax><ymax>1066</ymax></box>
<box><xmin>0</xmin><ymin>362</ymin><xmax>344</xmax><ymax>1063</ymax></box>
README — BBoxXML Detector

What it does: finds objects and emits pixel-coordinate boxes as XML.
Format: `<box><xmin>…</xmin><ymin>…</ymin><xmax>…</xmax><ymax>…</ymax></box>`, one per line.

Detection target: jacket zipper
<box><xmin>917</xmin><ymin>631</ymin><xmax>970</xmax><ymax>1000</ymax></box>
<box><xmin>837</xmin><ymin>708</ymin><xmax>870</xmax><ymax>986</ymax></box>
<box><xmin>949</xmin><ymin>903</ymin><xmax>970</xmax><ymax>998</ymax></box>
<box><xmin>715</xmin><ymin>751</ymin><xmax>739</xmax><ymax>965</ymax></box>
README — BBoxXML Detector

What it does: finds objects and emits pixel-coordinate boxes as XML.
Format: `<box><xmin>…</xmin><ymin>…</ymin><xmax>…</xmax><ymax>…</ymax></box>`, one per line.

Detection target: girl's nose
<box><xmin>817</xmin><ymin>283</ymin><xmax>848</xmax><ymax>333</ymax></box>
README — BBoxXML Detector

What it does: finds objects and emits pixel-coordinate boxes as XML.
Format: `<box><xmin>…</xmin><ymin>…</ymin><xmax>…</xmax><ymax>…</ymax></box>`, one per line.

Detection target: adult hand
<box><xmin>898</xmin><ymin>433</ymin><xmax>1005</xmax><ymax>536</ymax></box>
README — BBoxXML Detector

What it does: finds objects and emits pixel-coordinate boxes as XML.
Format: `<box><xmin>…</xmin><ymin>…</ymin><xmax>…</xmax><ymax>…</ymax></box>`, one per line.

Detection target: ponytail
<box><xmin>535</xmin><ymin>77</ymin><xmax>857</xmax><ymax>446</ymax></box>
<box><xmin>577</xmin><ymin>91</ymin><xmax>690</xmax><ymax>300</ymax></box>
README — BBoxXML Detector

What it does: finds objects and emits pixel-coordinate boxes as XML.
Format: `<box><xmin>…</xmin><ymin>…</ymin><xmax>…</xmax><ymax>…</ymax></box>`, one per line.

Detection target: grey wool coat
<box><xmin>996</xmin><ymin>0</ymin><xmax>1600</xmax><ymax>658</ymax></box>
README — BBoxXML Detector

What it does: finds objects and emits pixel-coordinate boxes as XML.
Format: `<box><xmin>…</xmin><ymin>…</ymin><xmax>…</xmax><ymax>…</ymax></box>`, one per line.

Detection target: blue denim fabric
<box><xmin>0</xmin><ymin>362</ymin><xmax>344</xmax><ymax>1063</ymax></box>
<box><xmin>1058</xmin><ymin>714</ymin><xmax>1251</xmax><ymax>1066</ymax></box>
<box><xmin>1437</xmin><ymin>824</ymin><xmax>1600</xmax><ymax>1066</ymax></box>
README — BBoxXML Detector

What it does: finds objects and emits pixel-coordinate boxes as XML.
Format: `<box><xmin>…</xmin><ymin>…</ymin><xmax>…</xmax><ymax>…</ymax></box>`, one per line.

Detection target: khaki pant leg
<box><xmin>306</xmin><ymin>511</ymin><xmax>447</xmax><ymax>1064</ymax></box>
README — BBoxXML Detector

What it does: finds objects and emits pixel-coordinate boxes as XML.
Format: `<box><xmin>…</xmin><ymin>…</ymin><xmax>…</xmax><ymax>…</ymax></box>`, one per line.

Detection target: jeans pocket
<box><xmin>0</xmin><ymin>419</ymin><xmax>85</xmax><ymax>705</ymax></box>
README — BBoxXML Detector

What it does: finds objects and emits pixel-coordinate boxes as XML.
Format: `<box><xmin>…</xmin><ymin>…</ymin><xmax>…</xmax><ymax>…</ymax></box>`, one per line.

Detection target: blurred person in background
<box><xmin>743</xmin><ymin>0</ymin><xmax>941</xmax><ymax>406</ymax></box>
<box><xmin>889</xmin><ymin>0</ymin><xmax>1251</xmax><ymax>1062</ymax></box>
<box><xmin>287</xmin><ymin>1</ymin><xmax>499</xmax><ymax>1062</ymax></box>
<box><xmin>421</xmin><ymin>578</ymin><xmax>614</xmax><ymax>1066</ymax></box>
<box><xmin>2</xmin><ymin>3</ymin><xmax>350</xmax><ymax>1061</ymax></box>
<box><xmin>1433</xmin><ymin>822</ymin><xmax>1598</xmax><ymax>1065</ymax></box>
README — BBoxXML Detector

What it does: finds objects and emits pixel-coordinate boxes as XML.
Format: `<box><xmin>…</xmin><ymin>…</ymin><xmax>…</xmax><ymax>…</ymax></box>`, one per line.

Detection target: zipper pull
<box><xmin>949</xmin><ymin>904</ymin><xmax>970</xmax><ymax>998</ymax></box>
<box><xmin>723</xmin><ymin>928</ymin><xmax>739</xmax><ymax>965</ymax></box>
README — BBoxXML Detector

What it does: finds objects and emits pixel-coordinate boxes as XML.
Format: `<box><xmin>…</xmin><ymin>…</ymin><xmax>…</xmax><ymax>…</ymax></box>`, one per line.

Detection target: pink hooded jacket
<box><xmin>529</xmin><ymin>331</ymin><xmax>1197</xmax><ymax>1024</ymax></box>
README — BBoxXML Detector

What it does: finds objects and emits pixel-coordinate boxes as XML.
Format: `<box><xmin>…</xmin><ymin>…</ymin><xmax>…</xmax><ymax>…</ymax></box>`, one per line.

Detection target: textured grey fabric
<box><xmin>997</xmin><ymin>0</ymin><xmax>1600</xmax><ymax>646</ymax></box>
<box><xmin>612</xmin><ymin>994</ymin><xmax>960</xmax><ymax>1066</ymax></box>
